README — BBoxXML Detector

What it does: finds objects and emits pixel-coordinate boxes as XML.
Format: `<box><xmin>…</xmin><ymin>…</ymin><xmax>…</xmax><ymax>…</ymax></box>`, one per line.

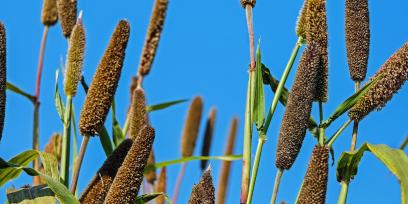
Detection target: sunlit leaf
<box><xmin>7</xmin><ymin>185</ymin><xmax>55</xmax><ymax>204</ymax></box>
<box><xmin>253</xmin><ymin>42</ymin><xmax>265</xmax><ymax>130</ymax></box>
<box><xmin>54</xmin><ymin>70</ymin><xmax>65</xmax><ymax>123</ymax></box>
<box><xmin>146</xmin><ymin>99</ymin><xmax>189</xmax><ymax>112</ymax></box>
<box><xmin>6</xmin><ymin>82</ymin><xmax>35</xmax><ymax>103</ymax></box>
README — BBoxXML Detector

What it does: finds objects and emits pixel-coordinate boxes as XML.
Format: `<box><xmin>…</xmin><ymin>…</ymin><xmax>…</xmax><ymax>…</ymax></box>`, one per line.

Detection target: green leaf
<box><xmin>337</xmin><ymin>143</ymin><xmax>408</xmax><ymax>204</ymax></box>
<box><xmin>144</xmin><ymin>155</ymin><xmax>242</xmax><ymax>173</ymax></box>
<box><xmin>7</xmin><ymin>185</ymin><xmax>55</xmax><ymax>204</ymax></box>
<box><xmin>0</xmin><ymin>150</ymin><xmax>38</xmax><ymax>187</ymax></box>
<box><xmin>54</xmin><ymin>70</ymin><xmax>65</xmax><ymax>123</ymax></box>
<box><xmin>6</xmin><ymin>82</ymin><xmax>35</xmax><ymax>103</ymax></box>
<box><xmin>135</xmin><ymin>192</ymin><xmax>172</xmax><ymax>204</ymax></box>
<box><xmin>253</xmin><ymin>42</ymin><xmax>265</xmax><ymax>130</ymax></box>
<box><xmin>111</xmin><ymin>101</ymin><xmax>125</xmax><ymax>148</ymax></box>
<box><xmin>146</xmin><ymin>99</ymin><xmax>189</xmax><ymax>112</ymax></box>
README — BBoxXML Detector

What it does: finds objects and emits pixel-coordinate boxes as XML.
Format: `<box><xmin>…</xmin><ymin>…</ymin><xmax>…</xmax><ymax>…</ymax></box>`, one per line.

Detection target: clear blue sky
<box><xmin>1</xmin><ymin>0</ymin><xmax>408</xmax><ymax>203</ymax></box>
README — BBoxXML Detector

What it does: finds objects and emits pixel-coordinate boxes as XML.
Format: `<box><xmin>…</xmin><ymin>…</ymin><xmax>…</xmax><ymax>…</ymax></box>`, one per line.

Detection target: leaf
<box><xmin>144</xmin><ymin>155</ymin><xmax>242</xmax><ymax>173</ymax></box>
<box><xmin>6</xmin><ymin>82</ymin><xmax>35</xmax><ymax>103</ymax></box>
<box><xmin>337</xmin><ymin>143</ymin><xmax>408</xmax><ymax>204</ymax></box>
<box><xmin>253</xmin><ymin>42</ymin><xmax>265</xmax><ymax>130</ymax></box>
<box><xmin>111</xmin><ymin>101</ymin><xmax>124</xmax><ymax>148</ymax></box>
<box><xmin>146</xmin><ymin>99</ymin><xmax>189</xmax><ymax>112</ymax></box>
<box><xmin>0</xmin><ymin>150</ymin><xmax>38</xmax><ymax>187</ymax></box>
<box><xmin>7</xmin><ymin>185</ymin><xmax>55</xmax><ymax>204</ymax></box>
<box><xmin>54</xmin><ymin>70</ymin><xmax>65</xmax><ymax>123</ymax></box>
<box><xmin>135</xmin><ymin>192</ymin><xmax>172</xmax><ymax>204</ymax></box>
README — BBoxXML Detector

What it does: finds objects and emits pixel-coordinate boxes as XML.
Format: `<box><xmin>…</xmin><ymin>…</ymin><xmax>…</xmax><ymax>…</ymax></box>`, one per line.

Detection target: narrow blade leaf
<box><xmin>253</xmin><ymin>42</ymin><xmax>265</xmax><ymax>130</ymax></box>
<box><xmin>146</xmin><ymin>99</ymin><xmax>189</xmax><ymax>112</ymax></box>
<box><xmin>54</xmin><ymin>70</ymin><xmax>65</xmax><ymax>123</ymax></box>
<box><xmin>6</xmin><ymin>82</ymin><xmax>35</xmax><ymax>103</ymax></box>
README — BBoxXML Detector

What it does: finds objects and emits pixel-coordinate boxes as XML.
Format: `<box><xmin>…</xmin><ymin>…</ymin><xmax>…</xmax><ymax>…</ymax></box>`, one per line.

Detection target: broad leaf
<box><xmin>7</xmin><ymin>185</ymin><xmax>55</xmax><ymax>204</ymax></box>
<box><xmin>0</xmin><ymin>150</ymin><xmax>38</xmax><ymax>186</ymax></box>
<box><xmin>6</xmin><ymin>82</ymin><xmax>35</xmax><ymax>103</ymax></box>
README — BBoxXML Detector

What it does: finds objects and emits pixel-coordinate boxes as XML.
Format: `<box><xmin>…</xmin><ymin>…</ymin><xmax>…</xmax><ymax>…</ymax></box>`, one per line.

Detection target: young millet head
<box><xmin>57</xmin><ymin>0</ymin><xmax>77</xmax><ymax>37</ymax></box>
<box><xmin>188</xmin><ymin>168</ymin><xmax>215</xmax><ymax>204</ymax></box>
<box><xmin>296</xmin><ymin>0</ymin><xmax>309</xmax><ymax>39</ymax></box>
<box><xmin>181</xmin><ymin>96</ymin><xmax>204</xmax><ymax>157</ymax></box>
<box><xmin>41</xmin><ymin>0</ymin><xmax>58</xmax><ymax>26</ymax></box>
<box><xmin>79</xmin><ymin>20</ymin><xmax>130</xmax><ymax>136</ymax></box>
<box><xmin>128</xmin><ymin>88</ymin><xmax>149</xmax><ymax>140</ymax></box>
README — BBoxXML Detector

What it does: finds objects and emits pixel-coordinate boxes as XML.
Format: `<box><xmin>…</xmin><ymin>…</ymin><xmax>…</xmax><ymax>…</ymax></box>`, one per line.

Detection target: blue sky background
<box><xmin>1</xmin><ymin>0</ymin><xmax>408</xmax><ymax>203</ymax></box>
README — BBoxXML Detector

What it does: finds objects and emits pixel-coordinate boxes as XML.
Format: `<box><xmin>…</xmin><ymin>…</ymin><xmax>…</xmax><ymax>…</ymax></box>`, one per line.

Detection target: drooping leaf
<box><xmin>6</xmin><ymin>82</ymin><xmax>35</xmax><ymax>103</ymax></box>
<box><xmin>253</xmin><ymin>42</ymin><xmax>265</xmax><ymax>130</ymax></box>
<box><xmin>135</xmin><ymin>192</ymin><xmax>171</xmax><ymax>204</ymax></box>
<box><xmin>54</xmin><ymin>70</ymin><xmax>65</xmax><ymax>123</ymax></box>
<box><xmin>7</xmin><ymin>185</ymin><xmax>55</xmax><ymax>204</ymax></box>
<box><xmin>146</xmin><ymin>99</ymin><xmax>189</xmax><ymax>112</ymax></box>
<box><xmin>0</xmin><ymin>150</ymin><xmax>38</xmax><ymax>186</ymax></box>
<box><xmin>337</xmin><ymin>143</ymin><xmax>408</xmax><ymax>204</ymax></box>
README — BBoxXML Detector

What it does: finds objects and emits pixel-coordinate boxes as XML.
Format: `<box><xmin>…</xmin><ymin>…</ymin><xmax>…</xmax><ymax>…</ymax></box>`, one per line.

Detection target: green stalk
<box><xmin>122</xmin><ymin>113</ymin><xmax>130</xmax><ymax>136</ymax></box>
<box><xmin>327</xmin><ymin>119</ymin><xmax>352</xmax><ymax>147</ymax></box>
<box><xmin>399</xmin><ymin>135</ymin><xmax>408</xmax><ymax>150</ymax></box>
<box><xmin>270</xmin><ymin>169</ymin><xmax>283</xmax><ymax>204</ymax></box>
<box><xmin>60</xmin><ymin>95</ymin><xmax>72</xmax><ymax>186</ymax></box>
<box><xmin>350</xmin><ymin>82</ymin><xmax>360</xmax><ymax>151</ymax></box>
<box><xmin>246</xmin><ymin>132</ymin><xmax>266</xmax><ymax>204</ymax></box>
<box><xmin>338</xmin><ymin>181</ymin><xmax>349</xmax><ymax>204</ymax></box>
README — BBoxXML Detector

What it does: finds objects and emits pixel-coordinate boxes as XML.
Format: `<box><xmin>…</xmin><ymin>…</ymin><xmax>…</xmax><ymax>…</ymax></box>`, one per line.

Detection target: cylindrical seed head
<box><xmin>104</xmin><ymin>126</ymin><xmax>155</xmax><ymax>204</ymax></box>
<box><xmin>144</xmin><ymin>149</ymin><xmax>157</xmax><ymax>185</ymax></box>
<box><xmin>57</xmin><ymin>0</ymin><xmax>77</xmax><ymax>37</ymax></box>
<box><xmin>349</xmin><ymin>42</ymin><xmax>408</xmax><ymax>121</ymax></box>
<box><xmin>181</xmin><ymin>97</ymin><xmax>203</xmax><ymax>157</ymax></box>
<box><xmin>79</xmin><ymin>139</ymin><xmax>133</xmax><ymax>204</ymax></box>
<box><xmin>44</xmin><ymin>133</ymin><xmax>62</xmax><ymax>162</ymax></box>
<box><xmin>138</xmin><ymin>0</ymin><xmax>168</xmax><ymax>77</ymax></box>
<box><xmin>128</xmin><ymin>88</ymin><xmax>149</xmax><ymax>140</ymax></box>
<box><xmin>155</xmin><ymin>167</ymin><xmax>167</xmax><ymax>204</ymax></box>
<box><xmin>345</xmin><ymin>0</ymin><xmax>370</xmax><ymax>82</ymax></box>
<box><xmin>188</xmin><ymin>168</ymin><xmax>215</xmax><ymax>204</ymax></box>
<box><xmin>41</xmin><ymin>0</ymin><xmax>58</xmax><ymax>26</ymax></box>
<box><xmin>0</xmin><ymin>22</ymin><xmax>6</xmax><ymax>142</ymax></box>
<box><xmin>64</xmin><ymin>22</ymin><xmax>85</xmax><ymax>96</ymax></box>
<box><xmin>306</xmin><ymin>0</ymin><xmax>329</xmax><ymax>102</ymax></box>
<box><xmin>217</xmin><ymin>117</ymin><xmax>238</xmax><ymax>204</ymax></box>
<box><xmin>200</xmin><ymin>107</ymin><xmax>217</xmax><ymax>171</ymax></box>
<box><xmin>297</xmin><ymin>145</ymin><xmax>329</xmax><ymax>204</ymax></box>
<box><xmin>276</xmin><ymin>43</ymin><xmax>319</xmax><ymax>170</ymax></box>
<box><xmin>296</xmin><ymin>0</ymin><xmax>309</xmax><ymax>39</ymax></box>
<box><xmin>79</xmin><ymin>20</ymin><xmax>130</xmax><ymax>136</ymax></box>
<box><xmin>240</xmin><ymin>0</ymin><xmax>256</xmax><ymax>8</ymax></box>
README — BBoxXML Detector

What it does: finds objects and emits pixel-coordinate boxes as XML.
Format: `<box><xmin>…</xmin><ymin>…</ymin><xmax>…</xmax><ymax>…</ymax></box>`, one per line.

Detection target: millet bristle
<box><xmin>240</xmin><ymin>0</ymin><xmax>256</xmax><ymax>8</ymax></box>
<box><xmin>188</xmin><ymin>168</ymin><xmax>215</xmax><ymax>204</ymax></box>
<box><xmin>217</xmin><ymin>117</ymin><xmax>238</xmax><ymax>204</ymax></box>
<box><xmin>138</xmin><ymin>0</ymin><xmax>168</xmax><ymax>77</ymax></box>
<box><xmin>41</xmin><ymin>0</ymin><xmax>58</xmax><ymax>26</ymax></box>
<box><xmin>275</xmin><ymin>43</ymin><xmax>319</xmax><ymax>170</ymax></box>
<box><xmin>128</xmin><ymin>88</ymin><xmax>149</xmax><ymax>140</ymax></box>
<box><xmin>155</xmin><ymin>167</ymin><xmax>167</xmax><ymax>204</ymax></box>
<box><xmin>79</xmin><ymin>139</ymin><xmax>133</xmax><ymax>204</ymax></box>
<box><xmin>64</xmin><ymin>22</ymin><xmax>85</xmax><ymax>96</ymax></box>
<box><xmin>79</xmin><ymin>20</ymin><xmax>130</xmax><ymax>136</ymax></box>
<box><xmin>345</xmin><ymin>0</ymin><xmax>370</xmax><ymax>82</ymax></box>
<box><xmin>296</xmin><ymin>0</ymin><xmax>309</xmax><ymax>39</ymax></box>
<box><xmin>104</xmin><ymin>126</ymin><xmax>155</xmax><ymax>204</ymax></box>
<box><xmin>349</xmin><ymin>42</ymin><xmax>408</xmax><ymax>121</ymax></box>
<box><xmin>144</xmin><ymin>149</ymin><xmax>157</xmax><ymax>185</ymax></box>
<box><xmin>0</xmin><ymin>22</ymin><xmax>6</xmax><ymax>142</ymax></box>
<box><xmin>181</xmin><ymin>96</ymin><xmax>203</xmax><ymax>157</ymax></box>
<box><xmin>306</xmin><ymin>0</ymin><xmax>329</xmax><ymax>102</ymax></box>
<box><xmin>200</xmin><ymin>107</ymin><xmax>217</xmax><ymax>171</ymax></box>
<box><xmin>297</xmin><ymin>145</ymin><xmax>329</xmax><ymax>204</ymax></box>
<box><xmin>57</xmin><ymin>0</ymin><xmax>77</xmax><ymax>37</ymax></box>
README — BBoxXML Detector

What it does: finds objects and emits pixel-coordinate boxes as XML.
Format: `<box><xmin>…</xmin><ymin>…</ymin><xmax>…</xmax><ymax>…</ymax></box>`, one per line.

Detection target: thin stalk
<box><xmin>319</xmin><ymin>128</ymin><xmax>325</xmax><ymax>146</ymax></box>
<box><xmin>327</xmin><ymin>119</ymin><xmax>352</xmax><ymax>147</ymax></box>
<box><xmin>247</xmin><ymin>134</ymin><xmax>266</xmax><ymax>204</ymax></box>
<box><xmin>60</xmin><ymin>95</ymin><xmax>72</xmax><ymax>187</ymax></box>
<box><xmin>270</xmin><ymin>169</ymin><xmax>283</xmax><ymax>204</ymax></box>
<box><xmin>70</xmin><ymin>135</ymin><xmax>90</xmax><ymax>193</ymax></box>
<box><xmin>350</xmin><ymin>81</ymin><xmax>360</xmax><ymax>151</ymax></box>
<box><xmin>319</xmin><ymin>101</ymin><xmax>324</xmax><ymax>124</ymax></box>
<box><xmin>399</xmin><ymin>135</ymin><xmax>408</xmax><ymax>150</ymax></box>
<box><xmin>337</xmin><ymin>181</ymin><xmax>349</xmax><ymax>204</ymax></box>
<box><xmin>122</xmin><ymin>115</ymin><xmax>130</xmax><ymax>136</ymax></box>
<box><xmin>173</xmin><ymin>162</ymin><xmax>187</xmax><ymax>204</ymax></box>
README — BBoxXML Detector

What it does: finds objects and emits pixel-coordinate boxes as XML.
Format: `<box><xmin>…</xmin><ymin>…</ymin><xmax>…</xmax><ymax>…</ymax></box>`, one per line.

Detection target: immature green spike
<box><xmin>128</xmin><ymin>88</ymin><xmax>149</xmax><ymax>140</ymax></box>
<box><xmin>275</xmin><ymin>43</ymin><xmax>319</xmax><ymax>170</ymax></box>
<box><xmin>200</xmin><ymin>107</ymin><xmax>216</xmax><ymax>171</ymax></box>
<box><xmin>0</xmin><ymin>22</ymin><xmax>6</xmax><ymax>142</ymax></box>
<box><xmin>41</xmin><ymin>0</ymin><xmax>58</xmax><ymax>26</ymax></box>
<box><xmin>79</xmin><ymin>20</ymin><xmax>130</xmax><ymax>136</ymax></box>
<box><xmin>296</xmin><ymin>0</ymin><xmax>309</xmax><ymax>39</ymax></box>
<box><xmin>79</xmin><ymin>139</ymin><xmax>133</xmax><ymax>204</ymax></box>
<box><xmin>144</xmin><ymin>149</ymin><xmax>157</xmax><ymax>184</ymax></box>
<box><xmin>240</xmin><ymin>0</ymin><xmax>256</xmax><ymax>8</ymax></box>
<box><xmin>181</xmin><ymin>96</ymin><xmax>203</xmax><ymax>157</ymax></box>
<box><xmin>306</xmin><ymin>0</ymin><xmax>329</xmax><ymax>102</ymax></box>
<box><xmin>57</xmin><ymin>0</ymin><xmax>77</xmax><ymax>37</ymax></box>
<box><xmin>138</xmin><ymin>0</ymin><xmax>168</xmax><ymax>77</ymax></box>
<box><xmin>188</xmin><ymin>168</ymin><xmax>215</xmax><ymax>204</ymax></box>
<box><xmin>104</xmin><ymin>126</ymin><xmax>155</xmax><ymax>204</ymax></box>
<box><xmin>349</xmin><ymin>42</ymin><xmax>408</xmax><ymax>121</ymax></box>
<box><xmin>64</xmin><ymin>23</ymin><xmax>85</xmax><ymax>96</ymax></box>
<box><xmin>345</xmin><ymin>0</ymin><xmax>370</xmax><ymax>82</ymax></box>
<box><xmin>297</xmin><ymin>145</ymin><xmax>329</xmax><ymax>204</ymax></box>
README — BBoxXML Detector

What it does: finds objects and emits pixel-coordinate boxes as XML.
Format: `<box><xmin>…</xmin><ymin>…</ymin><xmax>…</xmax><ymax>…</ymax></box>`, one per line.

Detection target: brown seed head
<box><xmin>306</xmin><ymin>0</ymin><xmax>329</xmax><ymax>102</ymax></box>
<box><xmin>79</xmin><ymin>139</ymin><xmax>133</xmax><ymax>204</ymax></box>
<box><xmin>0</xmin><ymin>22</ymin><xmax>6</xmax><ymax>142</ymax></box>
<box><xmin>144</xmin><ymin>149</ymin><xmax>157</xmax><ymax>184</ymax></box>
<box><xmin>104</xmin><ymin>126</ymin><xmax>155</xmax><ymax>204</ymax></box>
<box><xmin>41</xmin><ymin>0</ymin><xmax>58</xmax><ymax>26</ymax></box>
<box><xmin>349</xmin><ymin>42</ymin><xmax>408</xmax><ymax>121</ymax></box>
<box><xmin>128</xmin><ymin>88</ymin><xmax>149</xmax><ymax>140</ymax></box>
<box><xmin>345</xmin><ymin>0</ymin><xmax>370</xmax><ymax>82</ymax></box>
<box><xmin>240</xmin><ymin>0</ymin><xmax>256</xmax><ymax>8</ymax></box>
<box><xmin>155</xmin><ymin>167</ymin><xmax>167</xmax><ymax>204</ymax></box>
<box><xmin>64</xmin><ymin>23</ymin><xmax>85</xmax><ymax>96</ymax></box>
<box><xmin>188</xmin><ymin>168</ymin><xmax>215</xmax><ymax>204</ymax></box>
<box><xmin>296</xmin><ymin>0</ymin><xmax>309</xmax><ymax>39</ymax></box>
<box><xmin>44</xmin><ymin>133</ymin><xmax>62</xmax><ymax>162</ymax></box>
<box><xmin>57</xmin><ymin>0</ymin><xmax>77</xmax><ymax>37</ymax></box>
<box><xmin>297</xmin><ymin>145</ymin><xmax>329</xmax><ymax>204</ymax></box>
<box><xmin>79</xmin><ymin>20</ymin><xmax>130</xmax><ymax>136</ymax></box>
<box><xmin>276</xmin><ymin>43</ymin><xmax>319</xmax><ymax>170</ymax></box>
<box><xmin>181</xmin><ymin>97</ymin><xmax>203</xmax><ymax>157</ymax></box>
<box><xmin>217</xmin><ymin>117</ymin><xmax>238</xmax><ymax>204</ymax></box>
<box><xmin>200</xmin><ymin>107</ymin><xmax>217</xmax><ymax>171</ymax></box>
<box><xmin>138</xmin><ymin>0</ymin><xmax>168</xmax><ymax>77</ymax></box>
